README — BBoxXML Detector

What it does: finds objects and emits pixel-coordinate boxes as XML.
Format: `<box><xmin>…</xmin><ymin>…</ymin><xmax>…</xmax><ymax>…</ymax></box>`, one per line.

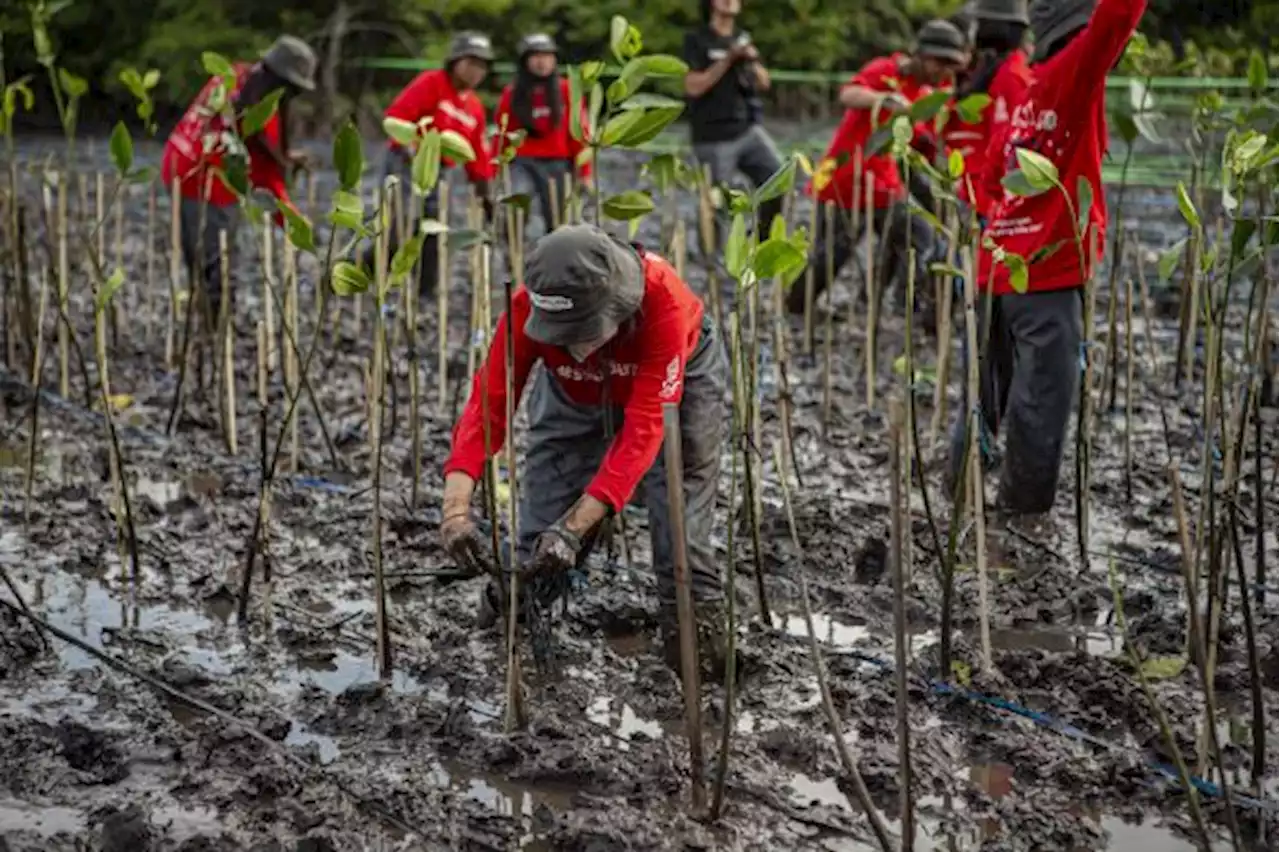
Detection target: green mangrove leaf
<box><xmin>601</xmin><ymin>190</ymin><xmax>654</xmax><ymax>221</ymax></box>
<box><xmin>331</xmin><ymin>261</ymin><xmax>371</xmax><ymax>296</ymax></box>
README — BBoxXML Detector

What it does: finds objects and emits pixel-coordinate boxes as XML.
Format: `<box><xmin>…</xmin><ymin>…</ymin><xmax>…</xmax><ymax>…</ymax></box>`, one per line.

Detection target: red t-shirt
<box><xmin>492</xmin><ymin>78</ymin><xmax>591</xmax><ymax>178</ymax></box>
<box><xmin>443</xmin><ymin>251</ymin><xmax>705</xmax><ymax>511</ymax></box>
<box><xmin>979</xmin><ymin>0</ymin><xmax>1146</xmax><ymax>295</ymax></box>
<box><xmin>384</xmin><ymin>69</ymin><xmax>494</xmax><ymax>183</ymax></box>
<box><xmin>808</xmin><ymin>54</ymin><xmax>930</xmax><ymax>211</ymax></box>
<box><xmin>160</xmin><ymin>64</ymin><xmax>290</xmax><ymax>210</ymax></box>
<box><xmin>947</xmin><ymin>49</ymin><xmax>1031</xmax><ymax>217</ymax></box>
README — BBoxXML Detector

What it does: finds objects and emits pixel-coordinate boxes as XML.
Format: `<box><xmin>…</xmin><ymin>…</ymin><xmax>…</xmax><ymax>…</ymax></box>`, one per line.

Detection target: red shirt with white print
<box><xmin>161</xmin><ymin>63</ymin><xmax>290</xmax><ymax>210</ymax></box>
<box><xmin>950</xmin><ymin>48</ymin><xmax>1031</xmax><ymax>217</ymax></box>
<box><xmin>384</xmin><ymin>69</ymin><xmax>494</xmax><ymax>183</ymax></box>
<box><xmin>443</xmin><ymin>250</ymin><xmax>704</xmax><ymax>511</ymax></box>
<box><xmin>808</xmin><ymin>54</ymin><xmax>930</xmax><ymax>211</ymax></box>
<box><xmin>492</xmin><ymin>78</ymin><xmax>591</xmax><ymax>178</ymax></box>
<box><xmin>979</xmin><ymin>0</ymin><xmax>1146</xmax><ymax>295</ymax></box>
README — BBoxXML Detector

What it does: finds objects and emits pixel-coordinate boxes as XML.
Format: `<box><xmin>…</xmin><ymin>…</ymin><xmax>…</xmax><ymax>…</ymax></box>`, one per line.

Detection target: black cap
<box><xmin>447</xmin><ymin>31</ymin><xmax>494</xmax><ymax>64</ymax></box>
<box><xmin>1029</xmin><ymin>0</ymin><xmax>1094</xmax><ymax>61</ymax></box>
<box><xmin>974</xmin><ymin>0</ymin><xmax>1030</xmax><ymax>24</ymax></box>
<box><xmin>915</xmin><ymin>19</ymin><xmax>969</xmax><ymax>65</ymax></box>
<box><xmin>518</xmin><ymin>33</ymin><xmax>558</xmax><ymax>58</ymax></box>
<box><xmin>523</xmin><ymin>225</ymin><xmax>645</xmax><ymax>347</ymax></box>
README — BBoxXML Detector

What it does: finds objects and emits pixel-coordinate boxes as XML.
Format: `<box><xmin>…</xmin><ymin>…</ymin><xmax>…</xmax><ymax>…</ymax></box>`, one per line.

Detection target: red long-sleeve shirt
<box><xmin>443</xmin><ymin>251</ymin><xmax>705</xmax><ymax>511</ymax></box>
<box><xmin>979</xmin><ymin>0</ymin><xmax>1146</xmax><ymax>295</ymax></box>
<box><xmin>949</xmin><ymin>49</ymin><xmax>1031</xmax><ymax>217</ymax></box>
<box><xmin>808</xmin><ymin>54</ymin><xmax>930</xmax><ymax>211</ymax></box>
<box><xmin>492</xmin><ymin>78</ymin><xmax>591</xmax><ymax>178</ymax></box>
<box><xmin>161</xmin><ymin>64</ymin><xmax>290</xmax><ymax>210</ymax></box>
<box><xmin>384</xmin><ymin>69</ymin><xmax>494</xmax><ymax>183</ymax></box>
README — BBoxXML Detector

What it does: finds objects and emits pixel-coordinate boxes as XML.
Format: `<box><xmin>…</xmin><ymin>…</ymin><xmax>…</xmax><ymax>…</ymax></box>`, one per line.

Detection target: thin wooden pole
<box><xmin>219</xmin><ymin>230</ymin><xmax>237</xmax><ymax>455</ymax></box>
<box><xmin>262</xmin><ymin>226</ymin><xmax>278</xmax><ymax>372</ymax></box>
<box><xmin>167</xmin><ymin>177</ymin><xmax>180</xmax><ymax>368</ymax></box>
<box><xmin>863</xmin><ymin>169</ymin><xmax>876</xmax><ymax>409</ymax></box>
<box><xmin>436</xmin><ymin>178</ymin><xmax>451</xmax><ymax>414</ymax></box>
<box><xmin>57</xmin><ymin>176</ymin><xmax>69</xmax><ymax>398</ymax></box>
<box><xmin>962</xmin><ymin>245</ymin><xmax>992</xmax><ymax>672</ymax></box>
<box><xmin>285</xmin><ymin>239</ymin><xmax>300</xmax><ymax>472</ymax></box>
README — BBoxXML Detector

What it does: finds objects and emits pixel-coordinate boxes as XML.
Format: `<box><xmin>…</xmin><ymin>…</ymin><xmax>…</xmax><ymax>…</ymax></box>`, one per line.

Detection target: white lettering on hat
<box><xmin>530</xmin><ymin>292</ymin><xmax>575</xmax><ymax>311</ymax></box>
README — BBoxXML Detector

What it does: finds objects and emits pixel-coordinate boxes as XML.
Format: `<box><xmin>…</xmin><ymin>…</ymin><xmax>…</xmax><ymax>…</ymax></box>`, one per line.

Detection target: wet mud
<box><xmin>0</xmin><ymin>136</ymin><xmax>1276</xmax><ymax>850</ymax></box>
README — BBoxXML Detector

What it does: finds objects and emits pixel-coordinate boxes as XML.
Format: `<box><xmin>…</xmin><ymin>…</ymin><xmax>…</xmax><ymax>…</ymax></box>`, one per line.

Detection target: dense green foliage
<box><xmin>0</xmin><ymin>0</ymin><xmax>1274</xmax><ymax>127</ymax></box>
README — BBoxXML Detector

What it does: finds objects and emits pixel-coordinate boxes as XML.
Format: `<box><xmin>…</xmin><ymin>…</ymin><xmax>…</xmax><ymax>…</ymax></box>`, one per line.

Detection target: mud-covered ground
<box><xmin>0</xmin><ymin>136</ymin><xmax>1277</xmax><ymax>851</ymax></box>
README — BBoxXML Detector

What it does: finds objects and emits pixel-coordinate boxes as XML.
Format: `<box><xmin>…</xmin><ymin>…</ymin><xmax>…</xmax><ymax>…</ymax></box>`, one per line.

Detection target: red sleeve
<box><xmin>1057</xmin><ymin>0</ymin><xmax>1146</xmax><ymax>95</ymax></box>
<box><xmin>564</xmin><ymin>78</ymin><xmax>591</xmax><ymax>179</ymax></box>
<box><xmin>492</xmin><ymin>86</ymin><xmax>513</xmax><ymax>161</ymax></box>
<box><xmin>465</xmin><ymin>99</ymin><xmax>494</xmax><ymax>183</ymax></box>
<box><xmin>385</xmin><ymin>71</ymin><xmax>439</xmax><ymax>150</ymax></box>
<box><xmin>851</xmin><ymin>56</ymin><xmax>899</xmax><ymax>92</ymax></box>
<box><xmin>443</xmin><ymin>291</ymin><xmax>537</xmax><ymax>479</ymax></box>
<box><xmin>584</xmin><ymin>275</ymin><xmax>690</xmax><ymax>510</ymax></box>
<box><xmin>246</xmin><ymin>115</ymin><xmax>293</xmax><ymax>221</ymax></box>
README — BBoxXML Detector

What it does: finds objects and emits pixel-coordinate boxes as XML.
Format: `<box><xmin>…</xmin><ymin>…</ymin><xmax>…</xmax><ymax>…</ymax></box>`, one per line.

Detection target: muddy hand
<box><xmin>441</xmin><ymin>512</ymin><xmax>485</xmax><ymax>574</ymax></box>
<box><xmin>525</xmin><ymin>524</ymin><xmax>583</xmax><ymax>578</ymax></box>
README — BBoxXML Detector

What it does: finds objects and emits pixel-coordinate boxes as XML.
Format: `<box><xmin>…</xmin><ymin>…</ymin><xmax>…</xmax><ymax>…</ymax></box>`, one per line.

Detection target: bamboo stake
<box><xmin>436</xmin><ymin>179</ymin><xmax>451</xmax><ymax>414</ymax></box>
<box><xmin>1101</xmin><ymin>224</ymin><xmax>1123</xmax><ymax>413</ymax></box>
<box><xmin>929</xmin><ymin>211</ymin><xmax>957</xmax><ymax>445</ymax></box>
<box><xmin>57</xmin><ymin>177</ymin><xmax>69</xmax><ymax>398</ymax></box>
<box><xmin>23</xmin><ymin>267</ymin><xmax>50</xmax><ymax>527</ymax></box>
<box><xmin>697</xmin><ymin>164</ymin><xmax>722</xmax><ymax>330</ymax></box>
<box><xmin>111</xmin><ymin>182</ymin><xmax>124</xmax><ymax>346</ymax></box>
<box><xmin>888</xmin><ymin>402</ymin><xmax>913</xmax><ymax>849</ymax></box>
<box><xmin>1179</xmin><ymin>230</ymin><xmax>1201</xmax><ymax>384</ymax></box>
<box><xmin>143</xmin><ymin>180</ymin><xmax>155</xmax><ymax>343</ymax></box>
<box><xmin>803</xmin><ymin>197</ymin><xmax>819</xmax><ymax>354</ymax></box>
<box><xmin>961</xmin><ymin>246</ymin><xmax>992</xmax><ymax>672</ymax></box>
<box><xmin>371</xmin><ymin>196</ymin><xmax>393</xmax><ymax>679</ymax></box>
<box><xmin>167</xmin><ymin>177</ymin><xmax>179</xmax><ymax>367</ymax></box>
<box><xmin>285</xmin><ymin>239</ymin><xmax>300</xmax><ymax>472</ymax></box>
<box><xmin>673</xmin><ymin>218</ymin><xmax>686</xmax><ymax>281</ymax></box>
<box><xmin>1123</xmin><ymin>273</ymin><xmax>1135</xmax><ymax>504</ymax></box>
<box><xmin>408</xmin><ymin>220</ymin><xmax>424</xmax><ymax>511</ymax></box>
<box><xmin>256</xmin><ymin>319</ymin><xmax>267</xmax><ymax>408</ymax></box>
<box><xmin>547</xmin><ymin>173</ymin><xmax>561</xmax><ymax>231</ymax></box>
<box><xmin>95</xmin><ymin>172</ymin><xmax>105</xmax><ymax>270</ymax></box>
<box><xmin>662</xmin><ymin>403</ymin><xmax>707</xmax><ymax>813</ymax></box>
<box><xmin>218</xmin><ymin>230</ymin><xmax>236</xmax><ymax>455</ymax></box>
<box><xmin>262</xmin><ymin>226</ymin><xmax>278</xmax><ymax>372</ymax></box>
<box><xmin>821</xmin><ymin>202</ymin><xmax>836</xmax><ymax>437</ymax></box>
<box><xmin>864</xmin><ymin>176</ymin><xmax>876</xmax><ymax>409</ymax></box>
<box><xmin>501</xmin><ymin>263</ymin><xmax>526</xmax><ymax>732</ymax></box>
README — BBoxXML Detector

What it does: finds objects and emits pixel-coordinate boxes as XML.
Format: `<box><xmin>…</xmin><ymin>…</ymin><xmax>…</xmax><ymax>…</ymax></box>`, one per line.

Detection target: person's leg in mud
<box><xmin>180</xmin><ymin>198</ymin><xmax>239</xmax><ymax>332</ymax></box>
<box><xmin>690</xmin><ymin>137</ymin><xmax>737</xmax><ymax>258</ymax></box>
<box><xmin>735</xmin><ymin>125</ymin><xmax>785</xmax><ymax>234</ymax></box>
<box><xmin>945</xmin><ymin>291</ymin><xmax>1013</xmax><ymax>498</ymax></box>
<box><xmin>510</xmin><ymin>157</ymin><xmax>568</xmax><ymax>241</ymax></box>
<box><xmin>785</xmin><ymin>202</ymin><xmax>862</xmax><ymax>316</ymax></box>
<box><xmin>994</xmin><ymin>288</ymin><xmax>1083</xmax><ymax>517</ymax></box>
<box><xmin>639</xmin><ymin>316</ymin><xmax>729</xmax><ymax>677</ymax></box>
<box><xmin>477</xmin><ymin>366</ymin><xmax>608</xmax><ymax>628</ymax></box>
<box><xmin>876</xmin><ymin>201</ymin><xmax>937</xmax><ymax>313</ymax></box>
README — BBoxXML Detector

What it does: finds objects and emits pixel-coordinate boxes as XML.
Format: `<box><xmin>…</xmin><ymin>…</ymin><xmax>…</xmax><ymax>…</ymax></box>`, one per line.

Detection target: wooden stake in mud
<box><xmin>802</xmin><ymin>196</ymin><xmax>819</xmax><ymax>355</ymax></box>
<box><xmin>167</xmin><ymin>177</ymin><xmax>180</xmax><ymax>367</ymax></box>
<box><xmin>888</xmin><ymin>402</ymin><xmax>914</xmax><ymax>849</ymax></box>
<box><xmin>23</xmin><ymin>267</ymin><xmax>50</xmax><ymax>527</ymax></box>
<box><xmin>371</xmin><ymin>199</ymin><xmax>394</xmax><ymax>679</ymax></box>
<box><xmin>111</xmin><ymin>183</ymin><xmax>124</xmax><ymax>345</ymax></box>
<box><xmin>697</xmin><ymin>163</ymin><xmax>722</xmax><ymax>329</ymax></box>
<box><xmin>436</xmin><ymin>178</ymin><xmax>451</xmax><ymax>414</ymax></box>
<box><xmin>929</xmin><ymin>211</ymin><xmax>958</xmax><ymax>446</ymax></box>
<box><xmin>261</xmin><ymin>226</ymin><xmax>277</xmax><ymax>373</ymax></box>
<box><xmin>662</xmin><ymin>403</ymin><xmax>706</xmax><ymax>813</ymax></box>
<box><xmin>672</xmin><ymin>218</ymin><xmax>686</xmax><ymax>282</ymax></box>
<box><xmin>284</xmin><ymin>239</ymin><xmax>300</xmax><ymax>472</ymax></box>
<box><xmin>256</xmin><ymin>320</ymin><xmax>267</xmax><ymax>408</ymax></box>
<box><xmin>547</xmin><ymin>173</ymin><xmax>561</xmax><ymax>231</ymax></box>
<box><xmin>407</xmin><ymin>226</ymin><xmax>424</xmax><ymax>511</ymax></box>
<box><xmin>57</xmin><ymin>177</ymin><xmax>69</xmax><ymax>398</ymax></box>
<box><xmin>218</xmin><ymin>230</ymin><xmax>237</xmax><ymax>455</ymax></box>
<box><xmin>1123</xmin><ymin>273</ymin><xmax>1135</xmax><ymax>504</ymax></box>
<box><xmin>501</xmin><ymin>266</ymin><xmax>527</xmax><ymax>733</ymax></box>
<box><xmin>863</xmin><ymin>175</ymin><xmax>877</xmax><ymax>409</ymax></box>
<box><xmin>821</xmin><ymin>202</ymin><xmax>836</xmax><ymax>437</ymax></box>
<box><xmin>95</xmin><ymin>171</ymin><xmax>105</xmax><ymax>270</ymax></box>
<box><xmin>144</xmin><ymin>180</ymin><xmax>156</xmax><ymax>342</ymax></box>
<box><xmin>961</xmin><ymin>246</ymin><xmax>992</xmax><ymax>672</ymax></box>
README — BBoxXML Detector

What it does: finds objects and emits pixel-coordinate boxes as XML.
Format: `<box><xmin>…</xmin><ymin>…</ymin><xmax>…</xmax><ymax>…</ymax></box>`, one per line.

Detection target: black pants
<box><xmin>179</xmin><ymin>198</ymin><xmax>240</xmax><ymax>324</ymax></box>
<box><xmin>380</xmin><ymin>151</ymin><xmax>443</xmax><ymax>298</ymax></box>
<box><xmin>510</xmin><ymin>157</ymin><xmax>572</xmax><ymax>240</ymax></box>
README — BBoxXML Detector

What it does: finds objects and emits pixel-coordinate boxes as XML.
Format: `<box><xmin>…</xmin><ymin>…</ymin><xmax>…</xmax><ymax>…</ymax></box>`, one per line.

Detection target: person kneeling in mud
<box><xmin>945</xmin><ymin>0</ymin><xmax>1146</xmax><ymax>523</ymax></box>
<box><xmin>437</xmin><ymin>224</ymin><xmax>729</xmax><ymax>675</ymax></box>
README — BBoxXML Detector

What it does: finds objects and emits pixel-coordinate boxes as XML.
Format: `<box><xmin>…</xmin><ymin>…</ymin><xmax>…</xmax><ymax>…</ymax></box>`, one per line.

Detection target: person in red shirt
<box><xmin>946</xmin><ymin>0</ymin><xmax>1146</xmax><ymax>518</ymax></box>
<box><xmin>161</xmin><ymin>35</ymin><xmax>315</xmax><ymax>324</ymax></box>
<box><xmin>381</xmin><ymin>31</ymin><xmax>496</xmax><ymax>297</ymax></box>
<box><xmin>492</xmin><ymin>33</ymin><xmax>589</xmax><ymax>238</ymax></box>
<box><xmin>438</xmin><ymin>224</ymin><xmax>728</xmax><ymax>676</ymax></box>
<box><xmin>786</xmin><ymin>20</ymin><xmax>968</xmax><ymax>316</ymax></box>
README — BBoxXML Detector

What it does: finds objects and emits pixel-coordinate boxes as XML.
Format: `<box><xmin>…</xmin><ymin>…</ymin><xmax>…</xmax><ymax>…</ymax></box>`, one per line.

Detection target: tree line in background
<box><xmin>0</xmin><ymin>0</ymin><xmax>1275</xmax><ymax>132</ymax></box>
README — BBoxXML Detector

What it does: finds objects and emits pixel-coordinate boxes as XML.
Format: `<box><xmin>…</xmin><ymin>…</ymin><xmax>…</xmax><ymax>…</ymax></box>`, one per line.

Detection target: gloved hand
<box><xmin>525</xmin><ymin>522</ymin><xmax>583</xmax><ymax>578</ymax></box>
<box><xmin>441</xmin><ymin>511</ymin><xmax>485</xmax><ymax>573</ymax></box>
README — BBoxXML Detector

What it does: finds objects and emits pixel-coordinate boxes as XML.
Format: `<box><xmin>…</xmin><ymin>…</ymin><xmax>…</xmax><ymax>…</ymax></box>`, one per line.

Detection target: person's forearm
<box><xmin>443</xmin><ymin>472</ymin><xmax>476</xmax><ymax>516</ymax></box>
<box><xmin>559</xmin><ymin>493</ymin><xmax>610</xmax><ymax>537</ymax></box>
<box><xmin>751</xmin><ymin>62</ymin><xmax>771</xmax><ymax>92</ymax></box>
<box><xmin>684</xmin><ymin>55</ymin><xmax>737</xmax><ymax>98</ymax></box>
<box><xmin>838</xmin><ymin>84</ymin><xmax>883</xmax><ymax>111</ymax></box>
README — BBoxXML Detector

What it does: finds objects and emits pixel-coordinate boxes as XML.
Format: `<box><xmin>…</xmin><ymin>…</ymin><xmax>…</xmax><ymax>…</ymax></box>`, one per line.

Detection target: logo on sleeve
<box><xmin>659</xmin><ymin>356</ymin><xmax>683</xmax><ymax>400</ymax></box>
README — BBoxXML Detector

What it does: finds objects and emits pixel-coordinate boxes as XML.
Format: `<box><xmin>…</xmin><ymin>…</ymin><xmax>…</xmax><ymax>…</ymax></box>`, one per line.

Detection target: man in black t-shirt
<box><xmin>683</xmin><ymin>0</ymin><xmax>785</xmax><ymax>241</ymax></box>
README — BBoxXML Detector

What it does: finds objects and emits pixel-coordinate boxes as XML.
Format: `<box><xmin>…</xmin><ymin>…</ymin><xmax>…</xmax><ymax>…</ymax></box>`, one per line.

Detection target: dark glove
<box><xmin>441</xmin><ymin>511</ymin><xmax>485</xmax><ymax>573</ymax></box>
<box><xmin>482</xmin><ymin>196</ymin><xmax>496</xmax><ymax>226</ymax></box>
<box><xmin>525</xmin><ymin>523</ymin><xmax>583</xmax><ymax>578</ymax></box>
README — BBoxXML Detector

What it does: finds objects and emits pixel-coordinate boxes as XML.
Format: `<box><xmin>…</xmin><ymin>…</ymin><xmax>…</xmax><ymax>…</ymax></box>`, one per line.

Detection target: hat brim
<box><xmin>524</xmin><ymin>311</ymin><xmax>617</xmax><ymax>348</ymax></box>
<box><xmin>919</xmin><ymin>46</ymin><xmax>969</xmax><ymax>65</ymax></box>
<box><xmin>1031</xmin><ymin>10</ymin><xmax>1091</xmax><ymax>61</ymax></box>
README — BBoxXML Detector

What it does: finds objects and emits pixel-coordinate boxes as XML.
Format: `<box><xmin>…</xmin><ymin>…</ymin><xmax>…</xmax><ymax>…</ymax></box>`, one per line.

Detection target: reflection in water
<box><xmin>585</xmin><ymin>695</ymin><xmax>664</xmax><ymax>747</ymax></box>
<box><xmin>781</xmin><ymin>613</ymin><xmax>872</xmax><ymax>649</ymax></box>
<box><xmin>431</xmin><ymin>762</ymin><xmax>572</xmax><ymax>850</ymax></box>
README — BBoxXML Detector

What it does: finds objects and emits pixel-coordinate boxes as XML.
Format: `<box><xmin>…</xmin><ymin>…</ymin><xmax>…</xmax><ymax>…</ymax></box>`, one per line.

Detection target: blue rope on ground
<box><xmin>838</xmin><ymin>645</ymin><xmax>1276</xmax><ymax>813</ymax></box>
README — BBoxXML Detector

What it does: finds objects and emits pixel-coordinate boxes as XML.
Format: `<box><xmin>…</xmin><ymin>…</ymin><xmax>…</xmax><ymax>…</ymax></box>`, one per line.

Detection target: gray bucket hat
<box><xmin>914</xmin><ymin>19</ymin><xmax>969</xmax><ymax>65</ymax></box>
<box><xmin>974</xmin><ymin>0</ymin><xmax>1030</xmax><ymax>24</ymax></box>
<box><xmin>1029</xmin><ymin>0</ymin><xmax>1094</xmax><ymax>62</ymax></box>
<box><xmin>523</xmin><ymin>224</ymin><xmax>644</xmax><ymax>347</ymax></box>
<box><xmin>447</xmin><ymin>31</ymin><xmax>495</xmax><ymax>64</ymax></box>
<box><xmin>518</xmin><ymin>33</ymin><xmax>558</xmax><ymax>58</ymax></box>
<box><xmin>263</xmin><ymin>35</ymin><xmax>317</xmax><ymax>92</ymax></box>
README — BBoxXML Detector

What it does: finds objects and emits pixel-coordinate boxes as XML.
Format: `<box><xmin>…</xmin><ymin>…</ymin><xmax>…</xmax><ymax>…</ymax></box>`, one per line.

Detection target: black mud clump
<box><xmin>96</xmin><ymin>804</ymin><xmax>152</xmax><ymax>852</ymax></box>
<box><xmin>55</xmin><ymin>718</ymin><xmax>129</xmax><ymax>784</ymax></box>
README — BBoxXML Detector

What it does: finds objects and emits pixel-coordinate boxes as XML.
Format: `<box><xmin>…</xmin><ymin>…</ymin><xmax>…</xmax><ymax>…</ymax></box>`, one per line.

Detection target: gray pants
<box><xmin>380</xmin><ymin>150</ymin><xmax>442</xmax><ymax>297</ymax></box>
<box><xmin>514</xmin><ymin>315</ymin><xmax>727</xmax><ymax>605</ymax></box>
<box><xmin>179</xmin><ymin>198</ymin><xmax>240</xmax><ymax>323</ymax></box>
<box><xmin>693</xmin><ymin>125</ymin><xmax>785</xmax><ymax>237</ymax></box>
<box><xmin>510</xmin><ymin>157</ymin><xmax>571</xmax><ymax>241</ymax></box>
<box><xmin>788</xmin><ymin>200</ymin><xmax>934</xmax><ymax>314</ymax></box>
<box><xmin>947</xmin><ymin>288</ymin><xmax>1083</xmax><ymax>514</ymax></box>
